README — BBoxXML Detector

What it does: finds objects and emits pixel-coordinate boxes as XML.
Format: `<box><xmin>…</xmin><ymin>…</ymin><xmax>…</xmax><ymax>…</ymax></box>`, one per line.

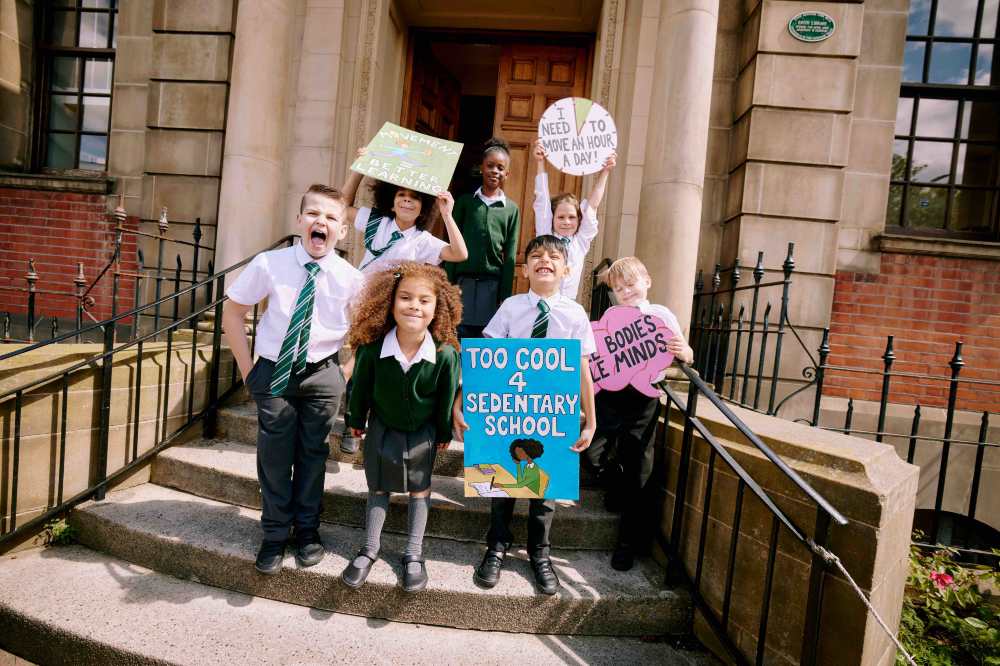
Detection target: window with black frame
<box><xmin>36</xmin><ymin>1</ymin><xmax>118</xmax><ymax>172</ymax></box>
<box><xmin>889</xmin><ymin>0</ymin><xmax>999</xmax><ymax>240</ymax></box>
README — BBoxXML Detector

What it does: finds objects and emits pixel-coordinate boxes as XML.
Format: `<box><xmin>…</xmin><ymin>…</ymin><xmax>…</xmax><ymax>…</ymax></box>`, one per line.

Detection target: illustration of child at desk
<box><xmin>465</xmin><ymin>439</ymin><xmax>550</xmax><ymax>499</ymax></box>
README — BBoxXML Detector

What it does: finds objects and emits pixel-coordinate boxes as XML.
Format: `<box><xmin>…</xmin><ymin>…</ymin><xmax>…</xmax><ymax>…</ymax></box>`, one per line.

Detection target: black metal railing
<box><xmin>0</xmin><ymin>200</ymin><xmax>215</xmax><ymax>344</ymax></box>
<box><xmin>810</xmin><ymin>334</ymin><xmax>999</xmax><ymax>556</ymax></box>
<box><xmin>0</xmin><ymin>235</ymin><xmax>293</xmax><ymax>552</ymax></box>
<box><xmin>655</xmin><ymin>364</ymin><xmax>848</xmax><ymax>666</ymax></box>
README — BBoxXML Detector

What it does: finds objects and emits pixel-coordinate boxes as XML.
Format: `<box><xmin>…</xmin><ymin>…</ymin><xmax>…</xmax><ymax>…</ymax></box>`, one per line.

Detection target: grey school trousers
<box><xmin>246</xmin><ymin>356</ymin><xmax>344</xmax><ymax>541</ymax></box>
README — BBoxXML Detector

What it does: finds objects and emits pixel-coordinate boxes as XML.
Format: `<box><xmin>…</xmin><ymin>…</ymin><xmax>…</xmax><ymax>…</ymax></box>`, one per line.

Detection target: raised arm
<box><xmin>531</xmin><ymin>139</ymin><xmax>553</xmax><ymax>236</ymax></box>
<box><xmin>340</xmin><ymin>146</ymin><xmax>368</xmax><ymax>225</ymax></box>
<box><xmin>586</xmin><ymin>152</ymin><xmax>616</xmax><ymax>211</ymax></box>
<box><xmin>436</xmin><ymin>192</ymin><xmax>469</xmax><ymax>263</ymax></box>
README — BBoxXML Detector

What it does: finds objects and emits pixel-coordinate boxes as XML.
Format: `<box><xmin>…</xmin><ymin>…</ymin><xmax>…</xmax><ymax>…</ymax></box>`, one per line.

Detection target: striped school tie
<box><xmin>531</xmin><ymin>299</ymin><xmax>550</xmax><ymax>338</ymax></box>
<box><xmin>361</xmin><ymin>209</ymin><xmax>403</xmax><ymax>269</ymax></box>
<box><xmin>269</xmin><ymin>261</ymin><xmax>321</xmax><ymax>396</ymax></box>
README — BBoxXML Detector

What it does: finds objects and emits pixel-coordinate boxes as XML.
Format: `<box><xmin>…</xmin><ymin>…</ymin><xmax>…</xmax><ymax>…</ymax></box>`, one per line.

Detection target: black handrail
<box><xmin>0</xmin><ymin>235</ymin><xmax>296</xmax><ymax>552</ymax></box>
<box><xmin>656</xmin><ymin>363</ymin><xmax>846</xmax><ymax>665</ymax></box>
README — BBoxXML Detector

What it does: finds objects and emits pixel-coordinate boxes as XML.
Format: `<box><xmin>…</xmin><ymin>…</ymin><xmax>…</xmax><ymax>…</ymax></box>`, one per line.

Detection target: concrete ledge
<box><xmin>876</xmin><ymin>234</ymin><xmax>1000</xmax><ymax>262</ymax></box>
<box><xmin>0</xmin><ymin>172</ymin><xmax>115</xmax><ymax>194</ymax></box>
<box><xmin>70</xmin><ymin>484</ymin><xmax>690</xmax><ymax>637</ymax></box>
<box><xmin>152</xmin><ymin>440</ymin><xmax>619</xmax><ymax>549</ymax></box>
<box><xmin>0</xmin><ymin>546</ymin><xmax>702</xmax><ymax>665</ymax></box>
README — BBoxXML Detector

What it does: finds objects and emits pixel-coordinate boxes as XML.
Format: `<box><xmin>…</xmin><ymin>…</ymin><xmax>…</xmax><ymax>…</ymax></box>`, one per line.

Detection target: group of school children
<box><xmin>222</xmin><ymin>135</ymin><xmax>695</xmax><ymax>597</ymax></box>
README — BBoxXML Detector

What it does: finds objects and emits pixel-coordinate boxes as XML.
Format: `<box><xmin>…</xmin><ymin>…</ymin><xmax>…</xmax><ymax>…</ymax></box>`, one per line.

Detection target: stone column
<box><xmin>215</xmin><ymin>0</ymin><xmax>295</xmax><ymax>271</ymax></box>
<box><xmin>635</xmin><ymin>0</ymin><xmax>719</xmax><ymax>334</ymax></box>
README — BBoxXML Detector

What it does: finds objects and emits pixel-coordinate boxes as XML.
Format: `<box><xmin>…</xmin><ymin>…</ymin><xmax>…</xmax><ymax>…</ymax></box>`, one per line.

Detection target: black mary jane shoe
<box><xmin>341</xmin><ymin>549</ymin><xmax>378</xmax><ymax>589</ymax></box>
<box><xmin>473</xmin><ymin>547</ymin><xmax>506</xmax><ymax>588</ymax></box>
<box><xmin>610</xmin><ymin>542</ymin><xmax>636</xmax><ymax>571</ymax></box>
<box><xmin>401</xmin><ymin>554</ymin><xmax>428</xmax><ymax>593</ymax></box>
<box><xmin>531</xmin><ymin>557</ymin><xmax>561</xmax><ymax>596</ymax></box>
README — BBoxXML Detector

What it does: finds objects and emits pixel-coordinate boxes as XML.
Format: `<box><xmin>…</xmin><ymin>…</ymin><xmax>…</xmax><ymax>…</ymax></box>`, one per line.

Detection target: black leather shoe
<box><xmin>255</xmin><ymin>539</ymin><xmax>286</xmax><ymax>575</ymax></box>
<box><xmin>473</xmin><ymin>548</ymin><xmax>506</xmax><ymax>588</ymax></box>
<box><xmin>611</xmin><ymin>543</ymin><xmax>636</xmax><ymax>571</ymax></box>
<box><xmin>342</xmin><ymin>549</ymin><xmax>378</xmax><ymax>589</ymax></box>
<box><xmin>401</xmin><ymin>554</ymin><xmax>428</xmax><ymax>593</ymax></box>
<box><xmin>531</xmin><ymin>557</ymin><xmax>560</xmax><ymax>595</ymax></box>
<box><xmin>339</xmin><ymin>432</ymin><xmax>360</xmax><ymax>455</ymax></box>
<box><xmin>294</xmin><ymin>529</ymin><xmax>325</xmax><ymax>567</ymax></box>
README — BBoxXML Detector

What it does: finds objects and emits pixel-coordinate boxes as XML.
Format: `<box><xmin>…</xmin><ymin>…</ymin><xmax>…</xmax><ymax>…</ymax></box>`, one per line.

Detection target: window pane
<box><xmin>983</xmin><ymin>0</ymin><xmax>999</xmax><ymax>38</ymax></box>
<box><xmin>49</xmin><ymin>94</ymin><xmax>79</xmax><ymax>131</ymax></box>
<box><xmin>934</xmin><ymin>0</ymin><xmax>978</xmax><ymax>37</ymax></box>
<box><xmin>83</xmin><ymin>58</ymin><xmax>112</xmax><ymax>93</ymax></box>
<box><xmin>950</xmin><ymin>189</ymin><xmax>997</xmax><ymax>232</ymax></box>
<box><xmin>79</xmin><ymin>11</ymin><xmax>109</xmax><ymax>48</ymax></box>
<box><xmin>892</xmin><ymin>140</ymin><xmax>910</xmax><ymax>181</ymax></box>
<box><xmin>975</xmin><ymin>45</ymin><xmax>995</xmax><ymax>85</ymax></box>
<box><xmin>962</xmin><ymin>101</ymin><xmax>999</xmax><ymax>140</ymax></box>
<box><xmin>906</xmin><ymin>186</ymin><xmax>948</xmax><ymax>229</ymax></box>
<box><xmin>911</xmin><ymin>141</ymin><xmax>954</xmax><ymax>183</ymax></box>
<box><xmin>929</xmin><ymin>43</ymin><xmax>972</xmax><ymax>84</ymax></box>
<box><xmin>956</xmin><ymin>143</ymin><xmax>999</xmax><ymax>186</ymax></box>
<box><xmin>908</xmin><ymin>0</ymin><xmax>931</xmax><ymax>35</ymax></box>
<box><xmin>886</xmin><ymin>185</ymin><xmax>904</xmax><ymax>226</ymax></box>
<box><xmin>903</xmin><ymin>42</ymin><xmax>925</xmax><ymax>82</ymax></box>
<box><xmin>82</xmin><ymin>96</ymin><xmax>110</xmax><ymax>132</ymax></box>
<box><xmin>47</xmin><ymin>10</ymin><xmax>77</xmax><ymax>46</ymax></box>
<box><xmin>51</xmin><ymin>56</ymin><xmax>80</xmax><ymax>92</ymax></box>
<box><xmin>895</xmin><ymin>97</ymin><xmax>914</xmax><ymax>135</ymax></box>
<box><xmin>46</xmin><ymin>133</ymin><xmax>76</xmax><ymax>169</ymax></box>
<box><xmin>915</xmin><ymin>99</ymin><xmax>958</xmax><ymax>138</ymax></box>
<box><xmin>82</xmin><ymin>0</ymin><xmax>112</xmax><ymax>7</ymax></box>
<box><xmin>79</xmin><ymin>134</ymin><xmax>107</xmax><ymax>170</ymax></box>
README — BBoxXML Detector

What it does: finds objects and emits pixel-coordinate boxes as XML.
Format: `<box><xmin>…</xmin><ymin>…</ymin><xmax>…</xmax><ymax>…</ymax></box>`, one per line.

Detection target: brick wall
<box><xmin>828</xmin><ymin>252</ymin><xmax>1000</xmax><ymax>413</ymax></box>
<box><xmin>0</xmin><ymin>187</ymin><xmax>137</xmax><ymax>326</ymax></box>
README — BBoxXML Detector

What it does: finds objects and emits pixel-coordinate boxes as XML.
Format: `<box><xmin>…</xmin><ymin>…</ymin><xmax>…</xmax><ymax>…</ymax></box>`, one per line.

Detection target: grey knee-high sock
<box><xmin>356</xmin><ymin>492</ymin><xmax>389</xmax><ymax>566</ymax></box>
<box><xmin>404</xmin><ymin>495</ymin><xmax>430</xmax><ymax>560</ymax></box>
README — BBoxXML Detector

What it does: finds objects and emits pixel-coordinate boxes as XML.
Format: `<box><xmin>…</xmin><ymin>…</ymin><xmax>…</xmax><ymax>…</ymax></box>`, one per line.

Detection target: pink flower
<box><xmin>929</xmin><ymin>570</ymin><xmax>954</xmax><ymax>589</ymax></box>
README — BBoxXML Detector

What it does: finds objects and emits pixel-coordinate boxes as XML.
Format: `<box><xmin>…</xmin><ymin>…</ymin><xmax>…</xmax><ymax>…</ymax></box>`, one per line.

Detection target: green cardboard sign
<box><xmin>351</xmin><ymin>122</ymin><xmax>463</xmax><ymax>196</ymax></box>
<box><xmin>788</xmin><ymin>11</ymin><xmax>836</xmax><ymax>42</ymax></box>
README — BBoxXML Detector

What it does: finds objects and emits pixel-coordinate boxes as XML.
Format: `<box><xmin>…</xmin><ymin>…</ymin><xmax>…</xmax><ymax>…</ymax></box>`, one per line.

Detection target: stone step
<box><xmin>0</xmin><ymin>546</ymin><xmax>707</xmax><ymax>665</ymax></box>
<box><xmin>152</xmin><ymin>439</ymin><xmax>619</xmax><ymax>549</ymax></box>
<box><xmin>217</xmin><ymin>401</ymin><xmax>466</xmax><ymax>477</ymax></box>
<box><xmin>69</xmin><ymin>484</ymin><xmax>690</xmax><ymax>637</ymax></box>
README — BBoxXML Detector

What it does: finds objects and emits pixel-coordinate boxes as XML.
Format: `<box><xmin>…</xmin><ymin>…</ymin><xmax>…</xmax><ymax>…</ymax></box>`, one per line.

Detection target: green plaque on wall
<box><xmin>788</xmin><ymin>11</ymin><xmax>836</xmax><ymax>42</ymax></box>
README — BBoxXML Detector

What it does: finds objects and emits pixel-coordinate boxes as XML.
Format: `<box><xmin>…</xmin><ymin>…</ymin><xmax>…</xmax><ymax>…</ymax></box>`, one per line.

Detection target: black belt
<box><xmin>305</xmin><ymin>351</ymin><xmax>340</xmax><ymax>373</ymax></box>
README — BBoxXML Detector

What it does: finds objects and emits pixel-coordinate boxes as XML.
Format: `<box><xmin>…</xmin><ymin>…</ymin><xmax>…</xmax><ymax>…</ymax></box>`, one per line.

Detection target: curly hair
<box><xmin>348</xmin><ymin>262</ymin><xmax>462</xmax><ymax>350</ymax></box>
<box><xmin>368</xmin><ymin>181</ymin><xmax>437</xmax><ymax>230</ymax></box>
<box><xmin>509</xmin><ymin>438</ymin><xmax>544</xmax><ymax>461</ymax></box>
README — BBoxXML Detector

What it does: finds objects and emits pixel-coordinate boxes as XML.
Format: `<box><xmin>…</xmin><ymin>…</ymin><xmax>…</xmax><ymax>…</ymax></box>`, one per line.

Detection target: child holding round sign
<box><xmin>532</xmin><ymin>138</ymin><xmax>615</xmax><ymax>301</ymax></box>
<box><xmin>341</xmin><ymin>262</ymin><xmax>463</xmax><ymax>593</ymax></box>
<box><xmin>444</xmin><ymin>137</ymin><xmax>521</xmax><ymax>339</ymax></box>
<box><xmin>591</xmin><ymin>256</ymin><xmax>693</xmax><ymax>571</ymax></box>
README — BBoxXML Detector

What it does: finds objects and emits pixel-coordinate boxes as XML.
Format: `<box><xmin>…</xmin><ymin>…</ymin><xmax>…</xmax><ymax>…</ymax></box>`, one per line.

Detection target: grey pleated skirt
<box><xmin>363</xmin><ymin>413</ymin><xmax>437</xmax><ymax>493</ymax></box>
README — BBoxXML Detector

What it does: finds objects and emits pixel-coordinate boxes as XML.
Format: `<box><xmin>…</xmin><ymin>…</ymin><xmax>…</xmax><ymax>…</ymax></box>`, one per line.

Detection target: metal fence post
<box><xmin>94</xmin><ymin>319</ymin><xmax>116</xmax><ymax>501</ymax></box>
<box><xmin>811</xmin><ymin>328</ymin><xmax>830</xmax><ymax>426</ymax></box>
<box><xmin>932</xmin><ymin>342</ymin><xmax>964</xmax><ymax>543</ymax></box>
<box><xmin>204</xmin><ymin>273</ymin><xmax>226</xmax><ymax>438</ymax></box>
<box><xmin>875</xmin><ymin>336</ymin><xmax>895</xmax><ymax>443</ymax></box>
<box><xmin>25</xmin><ymin>260</ymin><xmax>37</xmax><ymax>343</ymax></box>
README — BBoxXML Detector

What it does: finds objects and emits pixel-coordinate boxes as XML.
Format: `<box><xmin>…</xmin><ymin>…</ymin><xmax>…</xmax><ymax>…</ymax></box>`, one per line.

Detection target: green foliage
<box><xmin>41</xmin><ymin>518</ymin><xmax>77</xmax><ymax>546</ymax></box>
<box><xmin>898</xmin><ymin>537</ymin><xmax>1000</xmax><ymax>665</ymax></box>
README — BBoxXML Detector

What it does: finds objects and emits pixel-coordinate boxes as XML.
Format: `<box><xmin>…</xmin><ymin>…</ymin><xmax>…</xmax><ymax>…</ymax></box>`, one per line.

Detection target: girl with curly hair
<box><xmin>341</xmin><ymin>262</ymin><xmax>462</xmax><ymax>593</ymax></box>
<box><xmin>341</xmin><ymin>148</ymin><xmax>468</xmax><ymax>275</ymax></box>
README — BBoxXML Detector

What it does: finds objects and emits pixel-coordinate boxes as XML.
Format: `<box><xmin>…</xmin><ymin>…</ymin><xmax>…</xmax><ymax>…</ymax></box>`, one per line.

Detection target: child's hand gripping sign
<box><xmin>589</xmin><ymin>306</ymin><xmax>675</xmax><ymax>397</ymax></box>
<box><xmin>462</xmin><ymin>338</ymin><xmax>581</xmax><ymax>501</ymax></box>
<box><xmin>538</xmin><ymin>97</ymin><xmax>618</xmax><ymax>176</ymax></box>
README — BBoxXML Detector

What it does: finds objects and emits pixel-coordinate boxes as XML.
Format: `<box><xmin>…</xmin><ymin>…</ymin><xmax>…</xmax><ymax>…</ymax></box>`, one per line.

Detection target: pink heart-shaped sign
<box><xmin>589</xmin><ymin>306</ymin><xmax>674</xmax><ymax>397</ymax></box>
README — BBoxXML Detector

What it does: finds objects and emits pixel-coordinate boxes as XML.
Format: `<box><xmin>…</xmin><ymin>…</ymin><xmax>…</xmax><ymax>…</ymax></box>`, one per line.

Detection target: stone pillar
<box><xmin>635</xmin><ymin>0</ymin><xmax>720</xmax><ymax>335</ymax></box>
<box><xmin>216</xmin><ymin>0</ymin><xmax>295</xmax><ymax>271</ymax></box>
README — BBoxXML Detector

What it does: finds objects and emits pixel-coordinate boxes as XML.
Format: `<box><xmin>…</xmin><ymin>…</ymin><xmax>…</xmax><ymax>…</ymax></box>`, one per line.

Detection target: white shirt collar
<box><xmin>475</xmin><ymin>187</ymin><xmax>506</xmax><ymax>207</ymax></box>
<box><xmin>527</xmin><ymin>289</ymin><xmax>561</xmax><ymax>308</ymax></box>
<box><xmin>294</xmin><ymin>241</ymin><xmax>337</xmax><ymax>272</ymax></box>
<box><xmin>380</xmin><ymin>327</ymin><xmax>437</xmax><ymax>370</ymax></box>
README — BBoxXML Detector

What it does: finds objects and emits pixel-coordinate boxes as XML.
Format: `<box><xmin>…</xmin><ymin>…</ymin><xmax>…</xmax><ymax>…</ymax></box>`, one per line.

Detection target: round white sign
<box><xmin>538</xmin><ymin>97</ymin><xmax>618</xmax><ymax>176</ymax></box>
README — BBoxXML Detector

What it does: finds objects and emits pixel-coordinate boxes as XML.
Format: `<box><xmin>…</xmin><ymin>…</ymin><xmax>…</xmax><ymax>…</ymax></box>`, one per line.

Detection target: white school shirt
<box><xmin>226</xmin><ymin>242</ymin><xmax>363</xmax><ymax>363</ymax></box>
<box><xmin>635</xmin><ymin>299</ymin><xmax>685</xmax><ymax>385</ymax></box>
<box><xmin>483</xmin><ymin>290</ymin><xmax>597</xmax><ymax>356</ymax></box>
<box><xmin>380</xmin><ymin>326</ymin><xmax>437</xmax><ymax>373</ymax></box>
<box><xmin>354</xmin><ymin>207</ymin><xmax>448</xmax><ymax>274</ymax></box>
<box><xmin>475</xmin><ymin>187</ymin><xmax>506</xmax><ymax>207</ymax></box>
<box><xmin>532</xmin><ymin>173</ymin><xmax>599</xmax><ymax>300</ymax></box>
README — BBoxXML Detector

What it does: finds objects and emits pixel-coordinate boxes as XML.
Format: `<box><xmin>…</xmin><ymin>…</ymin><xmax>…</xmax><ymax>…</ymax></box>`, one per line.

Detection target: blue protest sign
<box><xmin>462</xmin><ymin>338</ymin><xmax>581</xmax><ymax>501</ymax></box>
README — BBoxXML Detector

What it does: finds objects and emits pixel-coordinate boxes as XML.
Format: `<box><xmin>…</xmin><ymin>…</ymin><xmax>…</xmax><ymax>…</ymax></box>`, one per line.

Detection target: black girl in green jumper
<box><xmin>341</xmin><ymin>262</ymin><xmax>462</xmax><ymax>593</ymax></box>
<box><xmin>445</xmin><ymin>137</ymin><xmax>521</xmax><ymax>339</ymax></box>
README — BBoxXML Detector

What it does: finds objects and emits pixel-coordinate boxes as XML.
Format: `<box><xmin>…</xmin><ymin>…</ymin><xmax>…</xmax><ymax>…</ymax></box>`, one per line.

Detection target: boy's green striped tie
<box><xmin>531</xmin><ymin>300</ymin><xmax>550</xmax><ymax>338</ymax></box>
<box><xmin>270</xmin><ymin>261</ymin><xmax>321</xmax><ymax>396</ymax></box>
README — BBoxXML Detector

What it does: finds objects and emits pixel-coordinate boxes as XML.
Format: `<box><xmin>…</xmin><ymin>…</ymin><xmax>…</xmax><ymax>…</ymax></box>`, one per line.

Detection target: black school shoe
<box><xmin>401</xmin><ymin>554</ymin><xmax>428</xmax><ymax>593</ymax></box>
<box><xmin>294</xmin><ymin>529</ymin><xmax>325</xmax><ymax>567</ymax></box>
<box><xmin>255</xmin><ymin>539</ymin><xmax>287</xmax><ymax>575</ymax></box>
<box><xmin>611</xmin><ymin>542</ymin><xmax>636</xmax><ymax>571</ymax></box>
<box><xmin>473</xmin><ymin>547</ymin><xmax>506</xmax><ymax>588</ymax></box>
<box><xmin>342</xmin><ymin>549</ymin><xmax>378</xmax><ymax>589</ymax></box>
<box><xmin>339</xmin><ymin>432</ymin><xmax>360</xmax><ymax>455</ymax></box>
<box><xmin>531</xmin><ymin>557</ymin><xmax>561</xmax><ymax>595</ymax></box>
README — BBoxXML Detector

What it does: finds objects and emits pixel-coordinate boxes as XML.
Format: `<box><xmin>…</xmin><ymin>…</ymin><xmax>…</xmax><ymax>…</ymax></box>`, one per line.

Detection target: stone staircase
<box><xmin>0</xmin><ymin>398</ymin><xmax>711</xmax><ymax>665</ymax></box>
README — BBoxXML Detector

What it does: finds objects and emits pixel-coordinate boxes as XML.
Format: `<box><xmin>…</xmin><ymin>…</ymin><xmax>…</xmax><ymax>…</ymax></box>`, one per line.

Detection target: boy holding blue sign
<box><xmin>456</xmin><ymin>234</ymin><xmax>597</xmax><ymax>595</ymax></box>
